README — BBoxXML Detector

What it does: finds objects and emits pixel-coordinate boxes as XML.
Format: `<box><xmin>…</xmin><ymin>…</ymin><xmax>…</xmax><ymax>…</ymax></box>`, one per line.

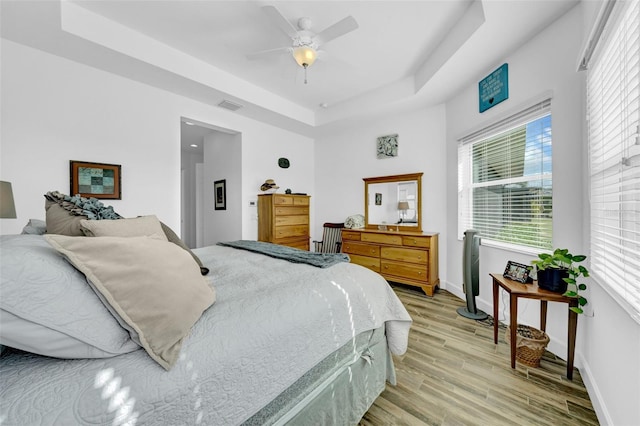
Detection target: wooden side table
<box><xmin>490</xmin><ymin>273</ymin><xmax>579</xmax><ymax>380</ymax></box>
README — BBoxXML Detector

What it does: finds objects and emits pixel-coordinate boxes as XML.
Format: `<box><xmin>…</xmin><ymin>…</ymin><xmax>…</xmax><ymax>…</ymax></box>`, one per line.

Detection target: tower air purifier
<box><xmin>457</xmin><ymin>229</ymin><xmax>488</xmax><ymax>320</ymax></box>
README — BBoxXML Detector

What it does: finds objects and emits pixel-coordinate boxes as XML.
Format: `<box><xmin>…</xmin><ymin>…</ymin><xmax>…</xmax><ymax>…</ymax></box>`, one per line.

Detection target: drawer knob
<box><xmin>384</xmin><ymin>265</ymin><xmax>388</xmax><ymax>269</ymax></box>
<box><xmin>413</xmin><ymin>239</ymin><xmax>417</xmax><ymax>244</ymax></box>
<box><xmin>371</xmin><ymin>249</ymin><xmax>375</xmax><ymax>253</ymax></box>
<box><xmin>418</xmin><ymin>271</ymin><xmax>422</xmax><ymax>275</ymax></box>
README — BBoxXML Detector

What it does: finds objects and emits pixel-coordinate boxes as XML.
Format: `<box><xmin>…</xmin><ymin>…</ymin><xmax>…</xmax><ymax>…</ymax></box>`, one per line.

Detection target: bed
<box><xmin>0</xmin><ymin>227</ymin><xmax>412</xmax><ymax>425</ymax></box>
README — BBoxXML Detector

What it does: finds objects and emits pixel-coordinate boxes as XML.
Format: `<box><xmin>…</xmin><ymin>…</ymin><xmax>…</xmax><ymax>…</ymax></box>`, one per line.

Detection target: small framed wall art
<box><xmin>376</xmin><ymin>134</ymin><xmax>398</xmax><ymax>159</ymax></box>
<box><xmin>214</xmin><ymin>179</ymin><xmax>226</xmax><ymax>210</ymax></box>
<box><xmin>70</xmin><ymin>160</ymin><xmax>121</xmax><ymax>199</ymax></box>
<box><xmin>503</xmin><ymin>260</ymin><xmax>532</xmax><ymax>283</ymax></box>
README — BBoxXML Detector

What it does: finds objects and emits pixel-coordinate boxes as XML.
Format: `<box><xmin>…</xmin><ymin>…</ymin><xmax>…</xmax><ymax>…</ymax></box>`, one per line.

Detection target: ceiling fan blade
<box><xmin>247</xmin><ymin>46</ymin><xmax>292</xmax><ymax>60</ymax></box>
<box><xmin>262</xmin><ymin>5</ymin><xmax>298</xmax><ymax>39</ymax></box>
<box><xmin>314</xmin><ymin>16</ymin><xmax>358</xmax><ymax>47</ymax></box>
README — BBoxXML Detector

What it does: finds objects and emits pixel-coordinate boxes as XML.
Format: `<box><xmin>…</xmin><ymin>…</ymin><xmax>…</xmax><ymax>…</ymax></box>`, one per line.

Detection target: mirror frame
<box><xmin>363</xmin><ymin>172</ymin><xmax>423</xmax><ymax>233</ymax></box>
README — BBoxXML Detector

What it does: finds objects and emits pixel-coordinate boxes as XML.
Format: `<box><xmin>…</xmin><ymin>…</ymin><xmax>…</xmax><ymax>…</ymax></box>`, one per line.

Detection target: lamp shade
<box><xmin>0</xmin><ymin>181</ymin><xmax>17</xmax><ymax>218</ymax></box>
<box><xmin>293</xmin><ymin>46</ymin><xmax>317</xmax><ymax>67</ymax></box>
<box><xmin>397</xmin><ymin>201</ymin><xmax>410</xmax><ymax>211</ymax></box>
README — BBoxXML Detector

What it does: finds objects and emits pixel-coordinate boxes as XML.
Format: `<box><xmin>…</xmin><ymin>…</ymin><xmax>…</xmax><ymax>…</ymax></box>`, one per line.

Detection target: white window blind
<box><xmin>587</xmin><ymin>0</ymin><xmax>640</xmax><ymax>322</ymax></box>
<box><xmin>458</xmin><ymin>98</ymin><xmax>552</xmax><ymax>251</ymax></box>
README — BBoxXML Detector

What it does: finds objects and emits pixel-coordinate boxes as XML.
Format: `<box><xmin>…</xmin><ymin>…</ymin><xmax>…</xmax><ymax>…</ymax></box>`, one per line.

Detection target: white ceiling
<box><xmin>1</xmin><ymin>0</ymin><xmax>579</xmax><ymax>143</ymax></box>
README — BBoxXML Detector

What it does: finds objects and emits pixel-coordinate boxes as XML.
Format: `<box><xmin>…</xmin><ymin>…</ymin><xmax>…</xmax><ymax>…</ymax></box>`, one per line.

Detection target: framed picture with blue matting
<box><xmin>70</xmin><ymin>160</ymin><xmax>121</xmax><ymax>199</ymax></box>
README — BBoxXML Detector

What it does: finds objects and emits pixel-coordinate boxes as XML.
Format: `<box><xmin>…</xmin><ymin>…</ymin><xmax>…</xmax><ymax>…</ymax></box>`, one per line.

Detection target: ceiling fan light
<box><xmin>293</xmin><ymin>46</ymin><xmax>317</xmax><ymax>67</ymax></box>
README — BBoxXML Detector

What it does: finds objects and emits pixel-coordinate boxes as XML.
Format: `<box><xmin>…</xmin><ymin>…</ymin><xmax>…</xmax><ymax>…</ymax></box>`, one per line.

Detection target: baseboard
<box><xmin>576</xmin><ymin>353</ymin><xmax>610</xmax><ymax>425</ymax></box>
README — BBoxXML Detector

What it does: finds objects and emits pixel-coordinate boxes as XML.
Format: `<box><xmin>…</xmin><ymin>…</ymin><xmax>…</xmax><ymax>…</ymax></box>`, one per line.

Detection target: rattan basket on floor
<box><xmin>505</xmin><ymin>324</ymin><xmax>550</xmax><ymax>367</ymax></box>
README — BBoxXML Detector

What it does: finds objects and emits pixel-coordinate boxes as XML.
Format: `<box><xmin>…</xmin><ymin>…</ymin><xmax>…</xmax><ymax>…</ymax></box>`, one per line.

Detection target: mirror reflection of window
<box><xmin>398</xmin><ymin>182</ymin><xmax>417</xmax><ymax>223</ymax></box>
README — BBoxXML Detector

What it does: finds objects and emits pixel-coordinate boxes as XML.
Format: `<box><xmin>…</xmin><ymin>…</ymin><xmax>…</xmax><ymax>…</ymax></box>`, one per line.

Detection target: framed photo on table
<box><xmin>503</xmin><ymin>260</ymin><xmax>532</xmax><ymax>283</ymax></box>
<box><xmin>70</xmin><ymin>161</ymin><xmax>121</xmax><ymax>199</ymax></box>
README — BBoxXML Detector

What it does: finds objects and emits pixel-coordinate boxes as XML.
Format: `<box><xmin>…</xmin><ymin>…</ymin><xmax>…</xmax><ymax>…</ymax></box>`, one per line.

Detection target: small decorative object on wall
<box><xmin>479</xmin><ymin>63</ymin><xmax>509</xmax><ymax>112</ymax></box>
<box><xmin>70</xmin><ymin>161</ymin><xmax>121</xmax><ymax>199</ymax></box>
<box><xmin>374</xmin><ymin>193</ymin><xmax>382</xmax><ymax>205</ymax></box>
<box><xmin>278</xmin><ymin>157</ymin><xmax>290</xmax><ymax>168</ymax></box>
<box><xmin>376</xmin><ymin>134</ymin><xmax>398</xmax><ymax>159</ymax></box>
<box><xmin>214</xmin><ymin>179</ymin><xmax>226</xmax><ymax>211</ymax></box>
<box><xmin>503</xmin><ymin>260</ymin><xmax>531</xmax><ymax>283</ymax></box>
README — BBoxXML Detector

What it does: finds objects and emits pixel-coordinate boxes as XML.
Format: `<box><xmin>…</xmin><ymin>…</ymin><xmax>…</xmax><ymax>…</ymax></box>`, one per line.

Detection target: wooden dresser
<box><xmin>258</xmin><ymin>194</ymin><xmax>310</xmax><ymax>250</ymax></box>
<box><xmin>342</xmin><ymin>228</ymin><xmax>439</xmax><ymax>296</ymax></box>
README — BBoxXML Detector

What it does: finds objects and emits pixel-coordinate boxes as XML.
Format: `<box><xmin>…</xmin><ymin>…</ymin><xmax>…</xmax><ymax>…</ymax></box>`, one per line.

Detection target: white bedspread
<box><xmin>0</xmin><ymin>244</ymin><xmax>411</xmax><ymax>425</ymax></box>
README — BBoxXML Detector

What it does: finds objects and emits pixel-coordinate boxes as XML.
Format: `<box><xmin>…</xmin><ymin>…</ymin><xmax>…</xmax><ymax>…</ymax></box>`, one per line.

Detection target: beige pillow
<box><xmin>45</xmin><ymin>235</ymin><xmax>216</xmax><ymax>370</ymax></box>
<box><xmin>80</xmin><ymin>215</ymin><xmax>167</xmax><ymax>240</ymax></box>
<box><xmin>45</xmin><ymin>201</ymin><xmax>88</xmax><ymax>236</ymax></box>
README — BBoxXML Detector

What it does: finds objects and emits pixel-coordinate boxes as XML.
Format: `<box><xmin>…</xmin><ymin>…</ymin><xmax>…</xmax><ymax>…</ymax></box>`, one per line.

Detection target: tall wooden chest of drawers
<box><xmin>258</xmin><ymin>194</ymin><xmax>310</xmax><ymax>250</ymax></box>
<box><xmin>342</xmin><ymin>228</ymin><xmax>439</xmax><ymax>296</ymax></box>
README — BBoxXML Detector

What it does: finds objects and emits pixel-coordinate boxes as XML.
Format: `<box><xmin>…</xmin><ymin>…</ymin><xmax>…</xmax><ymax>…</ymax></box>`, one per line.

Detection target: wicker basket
<box><xmin>505</xmin><ymin>324</ymin><xmax>550</xmax><ymax>367</ymax></box>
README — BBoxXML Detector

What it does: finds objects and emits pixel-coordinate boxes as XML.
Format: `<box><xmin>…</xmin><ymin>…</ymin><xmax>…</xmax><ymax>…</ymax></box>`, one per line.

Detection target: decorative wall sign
<box><xmin>70</xmin><ymin>160</ymin><xmax>121</xmax><ymax>199</ymax></box>
<box><xmin>214</xmin><ymin>179</ymin><xmax>226</xmax><ymax>211</ymax></box>
<box><xmin>479</xmin><ymin>63</ymin><xmax>509</xmax><ymax>113</ymax></box>
<box><xmin>376</xmin><ymin>134</ymin><xmax>398</xmax><ymax>159</ymax></box>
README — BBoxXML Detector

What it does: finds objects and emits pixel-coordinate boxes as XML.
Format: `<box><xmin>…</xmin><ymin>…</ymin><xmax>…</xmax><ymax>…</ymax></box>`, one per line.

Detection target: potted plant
<box><xmin>531</xmin><ymin>248</ymin><xmax>589</xmax><ymax>314</ymax></box>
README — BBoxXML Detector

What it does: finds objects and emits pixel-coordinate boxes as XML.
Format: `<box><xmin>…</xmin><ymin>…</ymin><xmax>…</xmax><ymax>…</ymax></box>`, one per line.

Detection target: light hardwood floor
<box><xmin>360</xmin><ymin>285</ymin><xmax>599</xmax><ymax>426</ymax></box>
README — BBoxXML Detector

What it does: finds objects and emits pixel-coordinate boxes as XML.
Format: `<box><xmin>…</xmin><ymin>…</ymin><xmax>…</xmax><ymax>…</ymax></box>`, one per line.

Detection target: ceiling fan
<box><xmin>248</xmin><ymin>5</ymin><xmax>359</xmax><ymax>83</ymax></box>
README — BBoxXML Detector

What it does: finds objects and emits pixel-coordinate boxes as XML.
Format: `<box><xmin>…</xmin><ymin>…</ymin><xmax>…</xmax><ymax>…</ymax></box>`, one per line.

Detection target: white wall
<box><xmin>0</xmin><ymin>39</ymin><xmax>314</xmax><ymax>239</ymax></box>
<box><xmin>445</xmin><ymin>4</ymin><xmax>639</xmax><ymax>425</ymax></box>
<box><xmin>314</xmin><ymin>105</ymin><xmax>447</xmax><ymax>280</ymax></box>
<box><xmin>203</xmin><ymin>131</ymin><xmax>242</xmax><ymax>245</ymax></box>
<box><xmin>181</xmin><ymin>148</ymin><xmax>203</xmax><ymax>247</ymax></box>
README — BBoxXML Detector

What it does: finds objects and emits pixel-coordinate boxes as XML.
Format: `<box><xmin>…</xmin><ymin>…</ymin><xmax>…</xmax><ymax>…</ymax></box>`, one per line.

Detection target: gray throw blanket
<box><xmin>45</xmin><ymin>191</ymin><xmax>122</xmax><ymax>220</ymax></box>
<box><xmin>217</xmin><ymin>240</ymin><xmax>350</xmax><ymax>268</ymax></box>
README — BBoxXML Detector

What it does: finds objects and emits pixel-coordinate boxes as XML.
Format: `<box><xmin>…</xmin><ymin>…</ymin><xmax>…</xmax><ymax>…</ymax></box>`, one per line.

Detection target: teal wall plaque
<box><xmin>479</xmin><ymin>63</ymin><xmax>508</xmax><ymax>112</ymax></box>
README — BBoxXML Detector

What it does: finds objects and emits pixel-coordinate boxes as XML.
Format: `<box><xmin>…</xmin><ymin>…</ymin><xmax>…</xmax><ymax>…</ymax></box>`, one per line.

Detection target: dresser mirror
<box><xmin>363</xmin><ymin>172</ymin><xmax>423</xmax><ymax>232</ymax></box>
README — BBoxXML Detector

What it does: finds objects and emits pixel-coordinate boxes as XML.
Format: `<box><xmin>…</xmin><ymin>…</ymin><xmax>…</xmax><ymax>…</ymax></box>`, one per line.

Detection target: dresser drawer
<box><xmin>381</xmin><ymin>247</ymin><xmax>428</xmax><ymax>264</ymax></box>
<box><xmin>348</xmin><ymin>254</ymin><xmax>381</xmax><ymax>272</ymax></box>
<box><xmin>342</xmin><ymin>241</ymin><xmax>380</xmax><ymax>257</ymax></box>
<box><xmin>402</xmin><ymin>235</ymin><xmax>430</xmax><ymax>248</ymax></box>
<box><xmin>361</xmin><ymin>233</ymin><xmax>403</xmax><ymax>245</ymax></box>
<box><xmin>275</xmin><ymin>206</ymin><xmax>309</xmax><ymax>216</ymax></box>
<box><xmin>293</xmin><ymin>197</ymin><xmax>310</xmax><ymax>206</ymax></box>
<box><xmin>273</xmin><ymin>195</ymin><xmax>293</xmax><ymax>205</ymax></box>
<box><xmin>381</xmin><ymin>260</ymin><xmax>428</xmax><ymax>281</ymax></box>
<box><xmin>285</xmin><ymin>239</ymin><xmax>310</xmax><ymax>250</ymax></box>
<box><xmin>275</xmin><ymin>215</ymin><xmax>309</xmax><ymax>226</ymax></box>
<box><xmin>274</xmin><ymin>225</ymin><xmax>309</xmax><ymax>239</ymax></box>
<box><xmin>342</xmin><ymin>230</ymin><xmax>362</xmax><ymax>241</ymax></box>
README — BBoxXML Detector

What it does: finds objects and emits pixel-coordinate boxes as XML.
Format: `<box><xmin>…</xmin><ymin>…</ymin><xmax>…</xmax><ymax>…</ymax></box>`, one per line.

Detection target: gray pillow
<box><xmin>0</xmin><ymin>235</ymin><xmax>139</xmax><ymax>358</ymax></box>
<box><xmin>46</xmin><ymin>234</ymin><xmax>216</xmax><ymax>370</ymax></box>
<box><xmin>160</xmin><ymin>221</ymin><xmax>209</xmax><ymax>275</ymax></box>
<box><xmin>21</xmin><ymin>218</ymin><xmax>47</xmax><ymax>235</ymax></box>
<box><xmin>45</xmin><ymin>200</ymin><xmax>88</xmax><ymax>236</ymax></box>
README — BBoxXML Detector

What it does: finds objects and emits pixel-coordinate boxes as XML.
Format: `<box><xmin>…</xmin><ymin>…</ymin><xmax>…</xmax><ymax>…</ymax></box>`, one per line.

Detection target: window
<box><xmin>587</xmin><ymin>0</ymin><xmax>640</xmax><ymax>322</ymax></box>
<box><xmin>458</xmin><ymin>98</ymin><xmax>552</xmax><ymax>251</ymax></box>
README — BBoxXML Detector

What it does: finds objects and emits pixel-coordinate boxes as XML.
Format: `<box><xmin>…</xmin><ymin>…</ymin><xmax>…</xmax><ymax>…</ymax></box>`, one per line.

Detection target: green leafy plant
<box><xmin>532</xmin><ymin>248</ymin><xmax>589</xmax><ymax>314</ymax></box>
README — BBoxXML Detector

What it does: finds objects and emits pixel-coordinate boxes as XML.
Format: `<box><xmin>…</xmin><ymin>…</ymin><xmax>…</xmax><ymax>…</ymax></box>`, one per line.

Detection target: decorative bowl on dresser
<box><xmin>258</xmin><ymin>193</ymin><xmax>310</xmax><ymax>250</ymax></box>
<box><xmin>342</xmin><ymin>228</ymin><xmax>439</xmax><ymax>296</ymax></box>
